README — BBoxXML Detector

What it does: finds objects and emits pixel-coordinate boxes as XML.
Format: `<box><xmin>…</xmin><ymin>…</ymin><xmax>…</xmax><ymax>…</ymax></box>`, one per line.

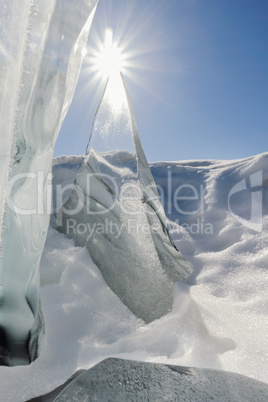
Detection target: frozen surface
<box><xmin>57</xmin><ymin>72</ymin><xmax>192</xmax><ymax>323</ymax></box>
<box><xmin>0</xmin><ymin>0</ymin><xmax>98</xmax><ymax>364</ymax></box>
<box><xmin>55</xmin><ymin>358</ymin><xmax>268</xmax><ymax>402</ymax></box>
<box><xmin>0</xmin><ymin>153</ymin><xmax>267</xmax><ymax>401</ymax></box>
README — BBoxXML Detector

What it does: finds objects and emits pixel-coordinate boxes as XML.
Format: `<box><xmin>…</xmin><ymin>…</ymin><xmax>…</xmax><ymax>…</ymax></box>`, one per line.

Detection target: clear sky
<box><xmin>54</xmin><ymin>0</ymin><xmax>268</xmax><ymax>162</ymax></box>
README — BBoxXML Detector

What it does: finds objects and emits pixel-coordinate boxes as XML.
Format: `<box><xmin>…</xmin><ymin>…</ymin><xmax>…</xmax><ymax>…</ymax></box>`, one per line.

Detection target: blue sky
<box><xmin>54</xmin><ymin>0</ymin><xmax>268</xmax><ymax>162</ymax></box>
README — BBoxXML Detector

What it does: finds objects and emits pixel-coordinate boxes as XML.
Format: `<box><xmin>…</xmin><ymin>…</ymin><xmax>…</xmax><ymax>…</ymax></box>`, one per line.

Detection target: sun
<box><xmin>82</xmin><ymin>25</ymin><xmax>140</xmax><ymax>108</ymax></box>
<box><xmin>91</xmin><ymin>28</ymin><xmax>126</xmax><ymax>79</ymax></box>
<box><xmin>80</xmin><ymin>25</ymin><xmax>142</xmax><ymax>127</ymax></box>
<box><xmin>85</xmin><ymin>28</ymin><xmax>130</xmax><ymax>117</ymax></box>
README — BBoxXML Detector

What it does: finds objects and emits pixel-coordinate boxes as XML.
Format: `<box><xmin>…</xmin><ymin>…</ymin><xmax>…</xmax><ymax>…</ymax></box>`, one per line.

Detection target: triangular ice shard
<box><xmin>57</xmin><ymin>72</ymin><xmax>192</xmax><ymax>323</ymax></box>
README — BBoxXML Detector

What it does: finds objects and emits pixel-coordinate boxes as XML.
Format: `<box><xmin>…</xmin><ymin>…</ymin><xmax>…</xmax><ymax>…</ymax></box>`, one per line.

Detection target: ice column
<box><xmin>57</xmin><ymin>71</ymin><xmax>192</xmax><ymax>323</ymax></box>
<box><xmin>0</xmin><ymin>0</ymin><xmax>98</xmax><ymax>365</ymax></box>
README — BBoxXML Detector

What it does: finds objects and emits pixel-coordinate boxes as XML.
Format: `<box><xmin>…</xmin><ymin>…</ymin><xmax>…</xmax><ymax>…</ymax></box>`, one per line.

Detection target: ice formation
<box><xmin>55</xmin><ymin>358</ymin><xmax>268</xmax><ymax>401</ymax></box>
<box><xmin>57</xmin><ymin>71</ymin><xmax>192</xmax><ymax>323</ymax></box>
<box><xmin>0</xmin><ymin>0</ymin><xmax>98</xmax><ymax>365</ymax></box>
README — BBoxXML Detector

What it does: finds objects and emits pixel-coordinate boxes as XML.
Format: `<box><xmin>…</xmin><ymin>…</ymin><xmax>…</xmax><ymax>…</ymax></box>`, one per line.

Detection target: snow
<box><xmin>0</xmin><ymin>152</ymin><xmax>267</xmax><ymax>401</ymax></box>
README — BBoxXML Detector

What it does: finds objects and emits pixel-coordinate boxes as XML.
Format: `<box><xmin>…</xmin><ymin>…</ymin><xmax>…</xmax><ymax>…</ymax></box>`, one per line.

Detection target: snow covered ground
<box><xmin>0</xmin><ymin>152</ymin><xmax>267</xmax><ymax>401</ymax></box>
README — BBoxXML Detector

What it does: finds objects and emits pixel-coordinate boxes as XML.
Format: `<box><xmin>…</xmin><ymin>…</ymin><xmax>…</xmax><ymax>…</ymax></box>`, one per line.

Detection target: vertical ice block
<box><xmin>0</xmin><ymin>0</ymin><xmax>98</xmax><ymax>365</ymax></box>
<box><xmin>57</xmin><ymin>71</ymin><xmax>192</xmax><ymax>323</ymax></box>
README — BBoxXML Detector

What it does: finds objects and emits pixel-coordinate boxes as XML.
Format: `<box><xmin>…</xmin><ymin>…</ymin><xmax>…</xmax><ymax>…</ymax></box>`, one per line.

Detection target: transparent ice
<box><xmin>57</xmin><ymin>71</ymin><xmax>192</xmax><ymax>323</ymax></box>
<box><xmin>0</xmin><ymin>0</ymin><xmax>98</xmax><ymax>365</ymax></box>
